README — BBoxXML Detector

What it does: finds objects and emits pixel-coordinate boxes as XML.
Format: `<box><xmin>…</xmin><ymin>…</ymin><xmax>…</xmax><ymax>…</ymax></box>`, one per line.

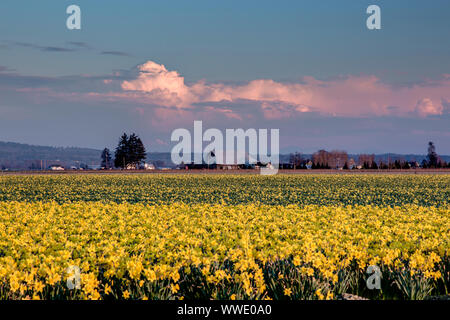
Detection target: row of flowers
<box><xmin>0</xmin><ymin>201</ymin><xmax>448</xmax><ymax>299</ymax></box>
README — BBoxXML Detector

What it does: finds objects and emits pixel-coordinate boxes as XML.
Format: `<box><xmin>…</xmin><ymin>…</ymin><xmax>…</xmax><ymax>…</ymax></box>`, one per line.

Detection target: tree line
<box><xmin>100</xmin><ymin>137</ymin><xmax>449</xmax><ymax>170</ymax></box>
<box><xmin>101</xmin><ymin>133</ymin><xmax>146</xmax><ymax>169</ymax></box>
<box><xmin>288</xmin><ymin>141</ymin><xmax>450</xmax><ymax>170</ymax></box>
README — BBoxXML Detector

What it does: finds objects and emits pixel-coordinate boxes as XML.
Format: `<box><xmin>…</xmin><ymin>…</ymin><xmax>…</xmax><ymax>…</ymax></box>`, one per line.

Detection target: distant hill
<box><xmin>0</xmin><ymin>141</ymin><xmax>448</xmax><ymax>170</ymax></box>
<box><xmin>0</xmin><ymin>141</ymin><xmax>174</xmax><ymax>169</ymax></box>
<box><xmin>0</xmin><ymin>141</ymin><xmax>101</xmax><ymax>169</ymax></box>
<box><xmin>0</xmin><ymin>141</ymin><xmax>100</xmax><ymax>162</ymax></box>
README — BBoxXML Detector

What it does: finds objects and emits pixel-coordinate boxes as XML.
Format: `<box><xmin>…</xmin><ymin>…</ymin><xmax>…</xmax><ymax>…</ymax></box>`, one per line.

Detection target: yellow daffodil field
<box><xmin>0</xmin><ymin>174</ymin><xmax>448</xmax><ymax>300</ymax></box>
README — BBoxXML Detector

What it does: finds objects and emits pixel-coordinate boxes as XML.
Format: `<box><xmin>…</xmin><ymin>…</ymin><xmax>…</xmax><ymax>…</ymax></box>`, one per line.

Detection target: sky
<box><xmin>0</xmin><ymin>0</ymin><xmax>449</xmax><ymax>154</ymax></box>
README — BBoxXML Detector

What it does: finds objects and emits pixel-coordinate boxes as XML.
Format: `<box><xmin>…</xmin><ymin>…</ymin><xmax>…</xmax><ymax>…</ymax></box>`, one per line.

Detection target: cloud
<box><xmin>117</xmin><ymin>61</ymin><xmax>450</xmax><ymax>119</ymax></box>
<box><xmin>415</xmin><ymin>98</ymin><xmax>443</xmax><ymax>117</ymax></box>
<box><xmin>8</xmin><ymin>41</ymin><xmax>75</xmax><ymax>52</ymax></box>
<box><xmin>203</xmin><ymin>106</ymin><xmax>243</xmax><ymax>120</ymax></box>
<box><xmin>42</xmin><ymin>46</ymin><xmax>75</xmax><ymax>52</ymax></box>
<box><xmin>5</xmin><ymin>40</ymin><xmax>131</xmax><ymax>57</ymax></box>
<box><xmin>2</xmin><ymin>65</ymin><xmax>449</xmax><ymax>154</ymax></box>
<box><xmin>67</xmin><ymin>41</ymin><xmax>92</xmax><ymax>49</ymax></box>
<box><xmin>260</xmin><ymin>101</ymin><xmax>312</xmax><ymax>120</ymax></box>
<box><xmin>3</xmin><ymin>59</ymin><xmax>450</xmax><ymax>124</ymax></box>
<box><xmin>121</xmin><ymin>61</ymin><xmax>193</xmax><ymax>107</ymax></box>
<box><xmin>101</xmin><ymin>51</ymin><xmax>131</xmax><ymax>57</ymax></box>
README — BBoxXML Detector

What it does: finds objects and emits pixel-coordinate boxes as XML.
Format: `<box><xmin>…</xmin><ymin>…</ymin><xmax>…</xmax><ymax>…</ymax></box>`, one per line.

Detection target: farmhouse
<box><xmin>142</xmin><ymin>163</ymin><xmax>155</xmax><ymax>170</ymax></box>
<box><xmin>48</xmin><ymin>165</ymin><xmax>64</xmax><ymax>171</ymax></box>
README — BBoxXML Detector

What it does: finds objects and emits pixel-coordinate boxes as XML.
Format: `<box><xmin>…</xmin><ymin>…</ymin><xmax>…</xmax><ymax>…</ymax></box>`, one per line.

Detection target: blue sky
<box><xmin>0</xmin><ymin>1</ymin><xmax>449</xmax><ymax>154</ymax></box>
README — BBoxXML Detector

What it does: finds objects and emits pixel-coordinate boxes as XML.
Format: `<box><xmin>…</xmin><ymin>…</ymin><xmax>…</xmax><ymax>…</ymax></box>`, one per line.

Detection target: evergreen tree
<box><xmin>128</xmin><ymin>133</ymin><xmax>146</xmax><ymax>168</ymax></box>
<box><xmin>371</xmin><ymin>161</ymin><xmax>378</xmax><ymax>170</ymax></box>
<box><xmin>114</xmin><ymin>133</ymin><xmax>146</xmax><ymax>169</ymax></box>
<box><xmin>101</xmin><ymin>148</ymin><xmax>113</xmax><ymax>169</ymax></box>
<box><xmin>379</xmin><ymin>161</ymin><xmax>388</xmax><ymax>169</ymax></box>
<box><xmin>114</xmin><ymin>133</ymin><xmax>129</xmax><ymax>169</ymax></box>
<box><xmin>128</xmin><ymin>133</ymin><xmax>138</xmax><ymax>168</ymax></box>
<box><xmin>135</xmin><ymin>137</ymin><xmax>147</xmax><ymax>165</ymax></box>
<box><xmin>427</xmin><ymin>141</ymin><xmax>438</xmax><ymax>168</ymax></box>
<box><xmin>394</xmin><ymin>160</ymin><xmax>401</xmax><ymax>169</ymax></box>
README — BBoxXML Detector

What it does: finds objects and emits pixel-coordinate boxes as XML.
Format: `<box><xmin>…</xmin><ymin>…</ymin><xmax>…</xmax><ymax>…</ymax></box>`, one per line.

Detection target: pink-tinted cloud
<box><xmin>117</xmin><ymin>61</ymin><xmax>450</xmax><ymax>119</ymax></box>
<box><xmin>121</xmin><ymin>61</ymin><xmax>194</xmax><ymax>108</ymax></box>
<box><xmin>415</xmin><ymin>98</ymin><xmax>443</xmax><ymax>117</ymax></box>
<box><xmin>10</xmin><ymin>60</ymin><xmax>450</xmax><ymax>122</ymax></box>
<box><xmin>203</xmin><ymin>106</ymin><xmax>243</xmax><ymax>121</ymax></box>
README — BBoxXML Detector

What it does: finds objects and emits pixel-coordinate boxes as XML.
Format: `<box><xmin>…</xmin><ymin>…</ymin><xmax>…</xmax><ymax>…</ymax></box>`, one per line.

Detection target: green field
<box><xmin>1</xmin><ymin>174</ymin><xmax>449</xmax><ymax>207</ymax></box>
